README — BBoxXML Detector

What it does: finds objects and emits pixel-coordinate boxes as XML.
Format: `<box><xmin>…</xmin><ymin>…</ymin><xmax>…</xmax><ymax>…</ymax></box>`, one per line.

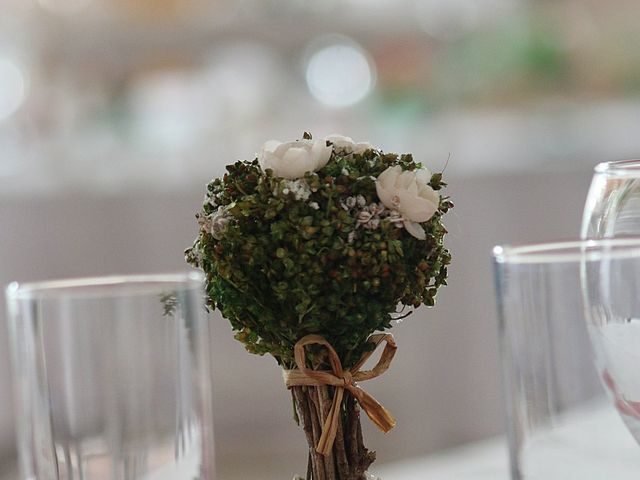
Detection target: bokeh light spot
<box><xmin>305</xmin><ymin>38</ymin><xmax>375</xmax><ymax>108</ymax></box>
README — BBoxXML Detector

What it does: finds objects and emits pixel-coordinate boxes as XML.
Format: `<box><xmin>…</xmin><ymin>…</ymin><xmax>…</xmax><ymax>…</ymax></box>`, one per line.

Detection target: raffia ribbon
<box><xmin>283</xmin><ymin>333</ymin><xmax>397</xmax><ymax>456</ymax></box>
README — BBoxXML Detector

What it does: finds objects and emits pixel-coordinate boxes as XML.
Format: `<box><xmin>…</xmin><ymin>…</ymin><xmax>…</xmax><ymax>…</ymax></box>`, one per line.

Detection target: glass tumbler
<box><xmin>493</xmin><ymin>239</ymin><xmax>640</xmax><ymax>480</ymax></box>
<box><xmin>6</xmin><ymin>273</ymin><xmax>215</xmax><ymax>480</ymax></box>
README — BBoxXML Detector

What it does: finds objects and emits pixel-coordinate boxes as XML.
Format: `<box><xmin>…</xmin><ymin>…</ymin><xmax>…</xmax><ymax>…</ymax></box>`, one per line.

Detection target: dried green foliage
<box><xmin>186</xmin><ymin>139</ymin><xmax>452</xmax><ymax>368</ymax></box>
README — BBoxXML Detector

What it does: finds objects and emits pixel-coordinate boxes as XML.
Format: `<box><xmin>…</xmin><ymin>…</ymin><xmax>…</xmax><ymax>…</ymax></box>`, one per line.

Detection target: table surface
<box><xmin>5</xmin><ymin>401</ymin><xmax>640</xmax><ymax>479</ymax></box>
<box><xmin>373</xmin><ymin>437</ymin><xmax>509</xmax><ymax>480</ymax></box>
<box><xmin>0</xmin><ymin>438</ymin><xmax>510</xmax><ymax>480</ymax></box>
<box><xmin>374</xmin><ymin>400</ymin><xmax>640</xmax><ymax>480</ymax></box>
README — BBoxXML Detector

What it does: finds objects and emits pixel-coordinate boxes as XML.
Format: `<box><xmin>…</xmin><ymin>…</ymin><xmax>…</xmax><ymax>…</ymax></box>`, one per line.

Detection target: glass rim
<box><xmin>493</xmin><ymin>237</ymin><xmax>640</xmax><ymax>264</ymax></box>
<box><xmin>6</xmin><ymin>271</ymin><xmax>204</xmax><ymax>300</ymax></box>
<box><xmin>594</xmin><ymin>159</ymin><xmax>640</xmax><ymax>175</ymax></box>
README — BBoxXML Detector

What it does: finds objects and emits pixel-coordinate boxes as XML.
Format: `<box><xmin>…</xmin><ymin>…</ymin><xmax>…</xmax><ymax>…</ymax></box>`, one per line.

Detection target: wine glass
<box><xmin>5</xmin><ymin>273</ymin><xmax>215</xmax><ymax>480</ymax></box>
<box><xmin>581</xmin><ymin>159</ymin><xmax>640</xmax><ymax>445</ymax></box>
<box><xmin>582</xmin><ymin>159</ymin><xmax>640</xmax><ymax>239</ymax></box>
<box><xmin>493</xmin><ymin>238</ymin><xmax>640</xmax><ymax>479</ymax></box>
<box><xmin>582</xmin><ymin>238</ymin><xmax>640</xmax><ymax>445</ymax></box>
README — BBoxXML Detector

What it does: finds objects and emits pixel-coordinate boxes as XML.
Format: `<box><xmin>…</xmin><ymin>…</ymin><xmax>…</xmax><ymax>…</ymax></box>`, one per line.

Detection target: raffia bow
<box><xmin>283</xmin><ymin>333</ymin><xmax>397</xmax><ymax>456</ymax></box>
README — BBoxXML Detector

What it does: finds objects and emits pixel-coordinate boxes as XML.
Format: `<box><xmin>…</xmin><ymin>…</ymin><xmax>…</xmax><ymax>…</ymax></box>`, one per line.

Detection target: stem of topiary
<box><xmin>292</xmin><ymin>386</ymin><xmax>376</xmax><ymax>480</ymax></box>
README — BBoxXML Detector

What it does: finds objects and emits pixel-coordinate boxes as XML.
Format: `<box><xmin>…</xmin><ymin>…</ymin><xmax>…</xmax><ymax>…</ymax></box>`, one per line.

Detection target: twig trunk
<box><xmin>292</xmin><ymin>386</ymin><xmax>375</xmax><ymax>480</ymax></box>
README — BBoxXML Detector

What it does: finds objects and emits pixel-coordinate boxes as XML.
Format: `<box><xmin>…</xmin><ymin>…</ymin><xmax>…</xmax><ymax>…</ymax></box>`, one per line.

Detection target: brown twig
<box><xmin>295</xmin><ymin>387</ymin><xmax>378</xmax><ymax>479</ymax></box>
<box><xmin>355</xmin><ymin>401</ymin><xmax>376</xmax><ymax>478</ymax></box>
<box><xmin>292</xmin><ymin>387</ymin><xmax>318</xmax><ymax>480</ymax></box>
<box><xmin>306</xmin><ymin>388</ymin><xmax>326</xmax><ymax>480</ymax></box>
<box><xmin>319</xmin><ymin>386</ymin><xmax>348</xmax><ymax>479</ymax></box>
<box><xmin>345</xmin><ymin>394</ymin><xmax>359</xmax><ymax>478</ymax></box>
<box><xmin>335</xmin><ymin>404</ymin><xmax>351</xmax><ymax>478</ymax></box>
<box><xmin>356</xmin><ymin>409</ymin><xmax>364</xmax><ymax>456</ymax></box>
<box><xmin>313</xmin><ymin>386</ymin><xmax>337</xmax><ymax>479</ymax></box>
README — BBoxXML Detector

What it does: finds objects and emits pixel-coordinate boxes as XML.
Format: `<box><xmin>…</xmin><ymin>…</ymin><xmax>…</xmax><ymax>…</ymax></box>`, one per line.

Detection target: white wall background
<box><xmin>0</xmin><ymin>166</ymin><xmax>594</xmax><ymax>478</ymax></box>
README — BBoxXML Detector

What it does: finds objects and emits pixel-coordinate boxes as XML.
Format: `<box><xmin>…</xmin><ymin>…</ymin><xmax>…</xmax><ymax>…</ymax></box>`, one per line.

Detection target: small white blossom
<box><xmin>325</xmin><ymin>134</ymin><xmax>372</xmax><ymax>155</ymax></box>
<box><xmin>341</xmin><ymin>168</ymin><xmax>350</xmax><ymax>176</ymax></box>
<box><xmin>369</xmin><ymin>203</ymin><xmax>385</xmax><ymax>216</ymax></box>
<box><xmin>348</xmin><ymin>231</ymin><xmax>356</xmax><ymax>244</ymax></box>
<box><xmin>204</xmin><ymin>189</ymin><xmax>217</xmax><ymax>207</ymax></box>
<box><xmin>375</xmin><ymin>166</ymin><xmax>439</xmax><ymax>240</ymax></box>
<box><xmin>357</xmin><ymin>210</ymin><xmax>373</xmax><ymax>224</ymax></box>
<box><xmin>356</xmin><ymin>195</ymin><xmax>366</xmax><ymax>207</ymax></box>
<box><xmin>345</xmin><ymin>197</ymin><xmax>356</xmax><ymax>209</ymax></box>
<box><xmin>196</xmin><ymin>212</ymin><xmax>209</xmax><ymax>229</ymax></box>
<box><xmin>282</xmin><ymin>179</ymin><xmax>312</xmax><ymax>201</ymax></box>
<box><xmin>185</xmin><ymin>241</ymin><xmax>203</xmax><ymax>267</ymax></box>
<box><xmin>387</xmin><ymin>210</ymin><xmax>404</xmax><ymax>227</ymax></box>
<box><xmin>258</xmin><ymin>138</ymin><xmax>332</xmax><ymax>179</ymax></box>
<box><xmin>208</xmin><ymin>206</ymin><xmax>231</xmax><ymax>240</ymax></box>
<box><xmin>309</xmin><ymin>202</ymin><xmax>320</xmax><ymax>210</ymax></box>
<box><xmin>350</xmin><ymin>201</ymin><xmax>385</xmax><ymax>231</ymax></box>
<box><xmin>366</xmin><ymin>218</ymin><xmax>380</xmax><ymax>230</ymax></box>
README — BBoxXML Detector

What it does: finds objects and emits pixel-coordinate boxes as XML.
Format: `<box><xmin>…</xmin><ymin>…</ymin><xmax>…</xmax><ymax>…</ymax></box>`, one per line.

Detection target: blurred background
<box><xmin>0</xmin><ymin>0</ymin><xmax>639</xmax><ymax>478</ymax></box>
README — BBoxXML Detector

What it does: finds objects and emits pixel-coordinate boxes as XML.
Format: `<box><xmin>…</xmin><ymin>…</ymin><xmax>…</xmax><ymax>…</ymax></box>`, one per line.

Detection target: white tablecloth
<box><xmin>374</xmin><ymin>438</ymin><xmax>509</xmax><ymax>480</ymax></box>
<box><xmin>4</xmin><ymin>402</ymin><xmax>640</xmax><ymax>479</ymax></box>
<box><xmin>376</xmin><ymin>400</ymin><xmax>640</xmax><ymax>480</ymax></box>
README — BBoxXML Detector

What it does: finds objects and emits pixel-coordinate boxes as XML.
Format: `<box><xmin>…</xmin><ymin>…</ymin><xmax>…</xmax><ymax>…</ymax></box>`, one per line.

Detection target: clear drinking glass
<box><xmin>493</xmin><ymin>239</ymin><xmax>640</xmax><ymax>480</ymax></box>
<box><xmin>6</xmin><ymin>273</ymin><xmax>215</xmax><ymax>480</ymax></box>
<box><xmin>582</xmin><ymin>159</ymin><xmax>640</xmax><ymax>239</ymax></box>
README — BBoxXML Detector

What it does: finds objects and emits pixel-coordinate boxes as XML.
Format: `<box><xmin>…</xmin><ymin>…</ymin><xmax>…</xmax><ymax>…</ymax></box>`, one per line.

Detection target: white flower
<box><xmin>309</xmin><ymin>202</ymin><xmax>320</xmax><ymax>210</ymax></box>
<box><xmin>282</xmin><ymin>179</ymin><xmax>312</xmax><ymax>201</ymax></box>
<box><xmin>209</xmin><ymin>207</ymin><xmax>231</xmax><ymax>240</ymax></box>
<box><xmin>258</xmin><ymin>139</ymin><xmax>332</xmax><ymax>180</ymax></box>
<box><xmin>196</xmin><ymin>212</ymin><xmax>210</xmax><ymax>230</ymax></box>
<box><xmin>357</xmin><ymin>210</ymin><xmax>373</xmax><ymax>224</ymax></box>
<box><xmin>369</xmin><ymin>203</ymin><xmax>385</xmax><ymax>216</ymax></box>
<box><xmin>185</xmin><ymin>240</ymin><xmax>203</xmax><ymax>267</ymax></box>
<box><xmin>204</xmin><ymin>189</ymin><xmax>217</xmax><ymax>207</ymax></box>
<box><xmin>375</xmin><ymin>165</ymin><xmax>440</xmax><ymax>240</ymax></box>
<box><xmin>341</xmin><ymin>196</ymin><xmax>357</xmax><ymax>210</ymax></box>
<box><xmin>325</xmin><ymin>134</ymin><xmax>372</xmax><ymax>155</ymax></box>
